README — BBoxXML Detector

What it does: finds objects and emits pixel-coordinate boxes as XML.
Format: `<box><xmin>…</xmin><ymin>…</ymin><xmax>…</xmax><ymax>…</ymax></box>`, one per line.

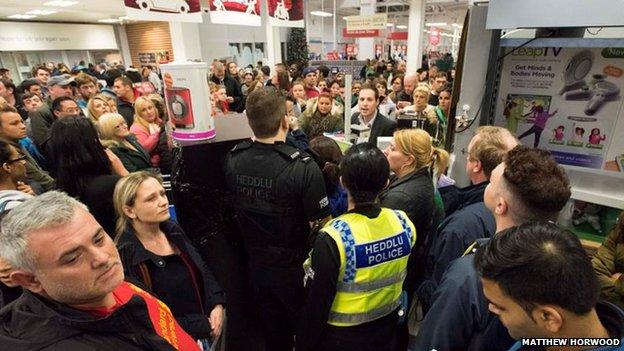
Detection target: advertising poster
<box><xmin>266</xmin><ymin>0</ymin><xmax>304</xmax><ymax>27</ymax></box>
<box><xmin>495</xmin><ymin>46</ymin><xmax>624</xmax><ymax>172</ymax></box>
<box><xmin>125</xmin><ymin>0</ymin><xmax>203</xmax><ymax>23</ymax></box>
<box><xmin>208</xmin><ymin>0</ymin><xmax>261</xmax><ymax>26</ymax></box>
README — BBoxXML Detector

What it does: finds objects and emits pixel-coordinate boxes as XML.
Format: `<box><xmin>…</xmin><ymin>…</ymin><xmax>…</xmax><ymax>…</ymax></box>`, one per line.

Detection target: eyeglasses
<box><xmin>4</xmin><ymin>155</ymin><xmax>26</xmax><ymax>165</ymax></box>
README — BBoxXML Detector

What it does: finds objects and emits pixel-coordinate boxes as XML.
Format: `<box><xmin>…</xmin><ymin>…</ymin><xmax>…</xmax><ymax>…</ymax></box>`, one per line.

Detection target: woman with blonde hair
<box><xmin>114</xmin><ymin>171</ymin><xmax>225</xmax><ymax>347</ymax></box>
<box><xmin>379</xmin><ymin>128</ymin><xmax>449</xmax><ymax>347</ymax></box>
<box><xmin>403</xmin><ymin>85</ymin><xmax>443</xmax><ymax>146</ymax></box>
<box><xmin>101</xmin><ymin>94</ymin><xmax>118</xmax><ymax>113</ymax></box>
<box><xmin>99</xmin><ymin>112</ymin><xmax>152</xmax><ymax>172</ymax></box>
<box><xmin>87</xmin><ymin>94</ymin><xmax>112</xmax><ymax>122</ymax></box>
<box><xmin>131</xmin><ymin>96</ymin><xmax>167</xmax><ymax>169</ymax></box>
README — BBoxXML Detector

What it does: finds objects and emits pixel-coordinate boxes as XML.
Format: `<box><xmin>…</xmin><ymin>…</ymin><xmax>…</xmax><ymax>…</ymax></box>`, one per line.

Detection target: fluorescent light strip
<box><xmin>42</xmin><ymin>0</ymin><xmax>78</xmax><ymax>7</ymax></box>
<box><xmin>26</xmin><ymin>9</ymin><xmax>58</xmax><ymax>15</ymax></box>
<box><xmin>425</xmin><ymin>22</ymin><xmax>447</xmax><ymax>27</ymax></box>
<box><xmin>451</xmin><ymin>23</ymin><xmax>463</xmax><ymax>28</ymax></box>
<box><xmin>98</xmin><ymin>18</ymin><xmax>122</xmax><ymax>23</ymax></box>
<box><xmin>8</xmin><ymin>14</ymin><xmax>37</xmax><ymax>19</ymax></box>
<box><xmin>396</xmin><ymin>25</ymin><xmax>407</xmax><ymax>29</ymax></box>
<box><xmin>386</xmin><ymin>23</ymin><xmax>394</xmax><ymax>27</ymax></box>
<box><xmin>311</xmin><ymin>11</ymin><xmax>333</xmax><ymax>17</ymax></box>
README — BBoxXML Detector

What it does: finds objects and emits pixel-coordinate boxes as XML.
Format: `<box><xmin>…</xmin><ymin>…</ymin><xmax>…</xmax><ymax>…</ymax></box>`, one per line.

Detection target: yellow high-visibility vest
<box><xmin>322</xmin><ymin>208</ymin><xmax>416</xmax><ymax>327</ymax></box>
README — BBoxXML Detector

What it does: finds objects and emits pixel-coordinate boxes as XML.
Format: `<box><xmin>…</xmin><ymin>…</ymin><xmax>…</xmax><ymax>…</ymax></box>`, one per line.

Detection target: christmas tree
<box><xmin>287</xmin><ymin>27</ymin><xmax>309</xmax><ymax>66</ymax></box>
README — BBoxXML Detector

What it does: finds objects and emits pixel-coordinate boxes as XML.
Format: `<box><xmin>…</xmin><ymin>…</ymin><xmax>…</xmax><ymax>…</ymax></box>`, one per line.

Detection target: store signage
<box><xmin>0</xmin><ymin>22</ymin><xmax>117</xmax><ymax>51</ymax></box>
<box><xmin>208</xmin><ymin>0</ymin><xmax>262</xmax><ymax>26</ymax></box>
<box><xmin>267</xmin><ymin>0</ymin><xmax>304</xmax><ymax>27</ymax></box>
<box><xmin>342</xmin><ymin>28</ymin><xmax>380</xmax><ymax>38</ymax></box>
<box><xmin>124</xmin><ymin>0</ymin><xmax>203</xmax><ymax>23</ymax></box>
<box><xmin>326</xmin><ymin>51</ymin><xmax>339</xmax><ymax>60</ymax></box>
<box><xmin>346</xmin><ymin>44</ymin><xmax>358</xmax><ymax>57</ymax></box>
<box><xmin>345</xmin><ymin>13</ymin><xmax>387</xmax><ymax>31</ymax></box>
<box><xmin>495</xmin><ymin>46</ymin><xmax>624</xmax><ymax>173</ymax></box>
<box><xmin>429</xmin><ymin>27</ymin><xmax>440</xmax><ymax>46</ymax></box>
<box><xmin>387</xmin><ymin>32</ymin><xmax>408</xmax><ymax>40</ymax></box>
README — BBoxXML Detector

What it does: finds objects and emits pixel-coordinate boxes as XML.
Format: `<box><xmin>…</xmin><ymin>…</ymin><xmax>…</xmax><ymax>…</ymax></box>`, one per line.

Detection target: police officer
<box><xmin>297</xmin><ymin>142</ymin><xmax>417</xmax><ymax>351</ymax></box>
<box><xmin>225</xmin><ymin>86</ymin><xmax>331</xmax><ymax>351</ymax></box>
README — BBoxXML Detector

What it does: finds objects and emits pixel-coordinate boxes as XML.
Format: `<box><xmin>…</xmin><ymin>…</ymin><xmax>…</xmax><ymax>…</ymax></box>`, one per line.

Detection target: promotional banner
<box><xmin>208</xmin><ymin>0</ymin><xmax>261</xmax><ymax>26</ymax></box>
<box><xmin>495</xmin><ymin>46</ymin><xmax>624</xmax><ymax>173</ymax></box>
<box><xmin>125</xmin><ymin>0</ymin><xmax>203</xmax><ymax>23</ymax></box>
<box><xmin>342</xmin><ymin>28</ymin><xmax>380</xmax><ymax>38</ymax></box>
<box><xmin>266</xmin><ymin>0</ymin><xmax>304</xmax><ymax>27</ymax></box>
<box><xmin>345</xmin><ymin>14</ymin><xmax>387</xmax><ymax>31</ymax></box>
<box><xmin>429</xmin><ymin>27</ymin><xmax>440</xmax><ymax>46</ymax></box>
<box><xmin>161</xmin><ymin>62</ymin><xmax>216</xmax><ymax>142</ymax></box>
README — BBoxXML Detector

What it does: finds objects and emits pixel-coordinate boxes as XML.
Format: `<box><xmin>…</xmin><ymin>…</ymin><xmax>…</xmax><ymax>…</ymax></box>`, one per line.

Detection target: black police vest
<box><xmin>228</xmin><ymin>141</ymin><xmax>312</xmax><ymax>266</ymax></box>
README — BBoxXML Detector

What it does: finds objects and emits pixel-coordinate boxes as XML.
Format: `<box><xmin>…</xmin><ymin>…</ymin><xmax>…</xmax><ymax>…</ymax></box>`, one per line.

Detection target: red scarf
<box><xmin>107</xmin><ymin>282</ymin><xmax>201</xmax><ymax>350</ymax></box>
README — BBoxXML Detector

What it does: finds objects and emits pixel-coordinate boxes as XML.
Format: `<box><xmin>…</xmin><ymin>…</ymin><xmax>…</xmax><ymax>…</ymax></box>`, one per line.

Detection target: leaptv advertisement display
<box><xmin>494</xmin><ymin>46</ymin><xmax>624</xmax><ymax>173</ymax></box>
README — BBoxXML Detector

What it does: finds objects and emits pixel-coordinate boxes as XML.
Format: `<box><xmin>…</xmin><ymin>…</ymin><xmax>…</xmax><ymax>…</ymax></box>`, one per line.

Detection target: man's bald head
<box><xmin>403</xmin><ymin>73</ymin><xmax>418</xmax><ymax>95</ymax></box>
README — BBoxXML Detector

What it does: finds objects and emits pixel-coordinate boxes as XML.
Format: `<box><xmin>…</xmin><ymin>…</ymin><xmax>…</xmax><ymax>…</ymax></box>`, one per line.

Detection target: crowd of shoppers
<box><xmin>0</xmin><ymin>55</ymin><xmax>622</xmax><ymax>351</ymax></box>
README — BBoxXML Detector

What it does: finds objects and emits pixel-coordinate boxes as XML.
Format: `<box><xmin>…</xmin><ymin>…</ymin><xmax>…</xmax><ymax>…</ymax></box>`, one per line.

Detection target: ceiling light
<box><xmin>26</xmin><ymin>9</ymin><xmax>58</xmax><ymax>15</ymax></box>
<box><xmin>396</xmin><ymin>25</ymin><xmax>407</xmax><ymax>29</ymax></box>
<box><xmin>311</xmin><ymin>11</ymin><xmax>333</xmax><ymax>17</ymax></box>
<box><xmin>119</xmin><ymin>16</ymin><xmax>129</xmax><ymax>20</ymax></box>
<box><xmin>42</xmin><ymin>0</ymin><xmax>78</xmax><ymax>7</ymax></box>
<box><xmin>386</xmin><ymin>23</ymin><xmax>394</xmax><ymax>27</ymax></box>
<box><xmin>98</xmin><ymin>18</ymin><xmax>122</xmax><ymax>23</ymax></box>
<box><xmin>452</xmin><ymin>23</ymin><xmax>463</xmax><ymax>28</ymax></box>
<box><xmin>7</xmin><ymin>14</ymin><xmax>37</xmax><ymax>19</ymax></box>
<box><xmin>425</xmin><ymin>22</ymin><xmax>447</xmax><ymax>27</ymax></box>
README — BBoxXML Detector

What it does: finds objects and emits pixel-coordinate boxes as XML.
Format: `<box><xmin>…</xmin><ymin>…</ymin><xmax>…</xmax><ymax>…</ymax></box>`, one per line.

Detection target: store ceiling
<box><xmin>0</xmin><ymin>0</ymin><xmax>468</xmax><ymax>28</ymax></box>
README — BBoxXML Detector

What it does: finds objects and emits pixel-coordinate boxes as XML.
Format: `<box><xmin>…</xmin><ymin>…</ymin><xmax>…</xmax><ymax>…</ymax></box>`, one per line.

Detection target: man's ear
<box><xmin>473</xmin><ymin>159</ymin><xmax>483</xmax><ymax>174</ymax></box>
<box><xmin>532</xmin><ymin>305</ymin><xmax>563</xmax><ymax>334</ymax></box>
<box><xmin>9</xmin><ymin>270</ymin><xmax>44</xmax><ymax>294</ymax></box>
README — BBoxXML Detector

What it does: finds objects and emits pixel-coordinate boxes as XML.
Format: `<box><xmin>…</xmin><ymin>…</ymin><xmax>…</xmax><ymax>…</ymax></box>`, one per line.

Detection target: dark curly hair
<box><xmin>502</xmin><ymin>145</ymin><xmax>571</xmax><ymax>222</ymax></box>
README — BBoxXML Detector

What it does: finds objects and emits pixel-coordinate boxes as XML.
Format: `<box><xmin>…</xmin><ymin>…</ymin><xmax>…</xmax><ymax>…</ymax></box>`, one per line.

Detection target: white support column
<box><xmin>333</xmin><ymin>0</ymin><xmax>337</xmax><ymax>52</ymax></box>
<box><xmin>169</xmin><ymin>22</ymin><xmax>202</xmax><ymax>63</ymax></box>
<box><xmin>357</xmin><ymin>0</ymin><xmax>376</xmax><ymax>60</ymax></box>
<box><xmin>115</xmin><ymin>25</ymin><xmax>133</xmax><ymax>67</ymax></box>
<box><xmin>406</xmin><ymin>0</ymin><xmax>426</xmax><ymax>74</ymax></box>
<box><xmin>263</xmin><ymin>4</ymin><xmax>282</xmax><ymax>66</ymax></box>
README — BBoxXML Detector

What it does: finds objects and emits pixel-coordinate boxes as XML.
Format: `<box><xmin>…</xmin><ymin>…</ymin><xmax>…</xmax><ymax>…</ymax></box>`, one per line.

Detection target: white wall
<box><xmin>198</xmin><ymin>13</ymin><xmax>288</xmax><ymax>63</ymax></box>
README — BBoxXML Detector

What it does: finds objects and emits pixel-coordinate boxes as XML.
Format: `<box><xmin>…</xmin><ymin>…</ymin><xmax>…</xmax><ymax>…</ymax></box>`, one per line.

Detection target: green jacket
<box><xmin>20</xmin><ymin>145</ymin><xmax>55</xmax><ymax>193</ymax></box>
<box><xmin>592</xmin><ymin>223</ymin><xmax>624</xmax><ymax>309</ymax></box>
<box><xmin>110</xmin><ymin>136</ymin><xmax>152</xmax><ymax>172</ymax></box>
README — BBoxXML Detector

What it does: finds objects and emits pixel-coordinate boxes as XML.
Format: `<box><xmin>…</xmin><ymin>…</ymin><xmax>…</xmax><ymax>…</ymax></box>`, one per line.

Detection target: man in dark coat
<box><xmin>412</xmin><ymin>146</ymin><xmax>571</xmax><ymax>351</ymax></box>
<box><xmin>0</xmin><ymin>192</ymin><xmax>201</xmax><ymax>351</ymax></box>
<box><xmin>350</xmin><ymin>84</ymin><xmax>396</xmax><ymax>147</ymax></box>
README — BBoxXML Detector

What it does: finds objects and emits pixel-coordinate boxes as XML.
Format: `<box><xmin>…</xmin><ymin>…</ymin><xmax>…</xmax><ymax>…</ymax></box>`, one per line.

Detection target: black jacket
<box><xmin>80</xmin><ymin>175</ymin><xmax>121</xmax><ymax>237</ymax></box>
<box><xmin>110</xmin><ymin>136</ymin><xmax>152</xmax><ymax>172</ymax></box>
<box><xmin>117</xmin><ymin>99</ymin><xmax>135</xmax><ymax>126</ymax></box>
<box><xmin>117</xmin><ymin>220</ymin><xmax>226</xmax><ymax>338</ymax></box>
<box><xmin>0</xmin><ymin>289</ymin><xmax>190</xmax><ymax>351</ymax></box>
<box><xmin>28</xmin><ymin>102</ymin><xmax>54</xmax><ymax>151</ymax></box>
<box><xmin>211</xmin><ymin>74</ymin><xmax>244</xmax><ymax>113</ymax></box>
<box><xmin>351</xmin><ymin>110</ymin><xmax>397</xmax><ymax>147</ymax></box>
<box><xmin>379</xmin><ymin>167</ymin><xmax>437</xmax><ymax>293</ymax></box>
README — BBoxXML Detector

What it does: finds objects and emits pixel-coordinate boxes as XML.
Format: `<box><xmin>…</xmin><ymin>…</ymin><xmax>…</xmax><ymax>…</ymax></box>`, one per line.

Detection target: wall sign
<box><xmin>495</xmin><ymin>46</ymin><xmax>624</xmax><ymax>173</ymax></box>
<box><xmin>342</xmin><ymin>28</ymin><xmax>380</xmax><ymax>38</ymax></box>
<box><xmin>345</xmin><ymin>14</ymin><xmax>387</xmax><ymax>31</ymax></box>
<box><xmin>266</xmin><ymin>0</ymin><xmax>304</xmax><ymax>27</ymax></box>
<box><xmin>124</xmin><ymin>0</ymin><xmax>203</xmax><ymax>23</ymax></box>
<box><xmin>0</xmin><ymin>22</ymin><xmax>117</xmax><ymax>51</ymax></box>
<box><xmin>208</xmin><ymin>0</ymin><xmax>261</xmax><ymax>26</ymax></box>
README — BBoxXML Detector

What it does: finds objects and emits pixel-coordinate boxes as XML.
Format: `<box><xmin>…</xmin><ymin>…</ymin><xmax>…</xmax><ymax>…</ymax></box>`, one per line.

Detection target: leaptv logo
<box><xmin>521</xmin><ymin>338</ymin><xmax>621</xmax><ymax>347</ymax></box>
<box><xmin>511</xmin><ymin>47</ymin><xmax>563</xmax><ymax>58</ymax></box>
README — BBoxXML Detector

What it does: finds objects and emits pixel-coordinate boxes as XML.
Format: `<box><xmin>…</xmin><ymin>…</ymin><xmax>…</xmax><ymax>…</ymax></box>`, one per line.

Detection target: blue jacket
<box><xmin>411</xmin><ymin>252</ymin><xmax>515</xmax><ymax>351</ymax></box>
<box><xmin>417</xmin><ymin>182</ymin><xmax>495</xmax><ymax>313</ymax></box>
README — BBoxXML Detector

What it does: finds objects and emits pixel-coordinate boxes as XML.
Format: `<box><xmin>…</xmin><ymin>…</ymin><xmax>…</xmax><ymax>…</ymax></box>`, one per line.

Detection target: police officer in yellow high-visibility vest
<box><xmin>297</xmin><ymin>142</ymin><xmax>417</xmax><ymax>351</ymax></box>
